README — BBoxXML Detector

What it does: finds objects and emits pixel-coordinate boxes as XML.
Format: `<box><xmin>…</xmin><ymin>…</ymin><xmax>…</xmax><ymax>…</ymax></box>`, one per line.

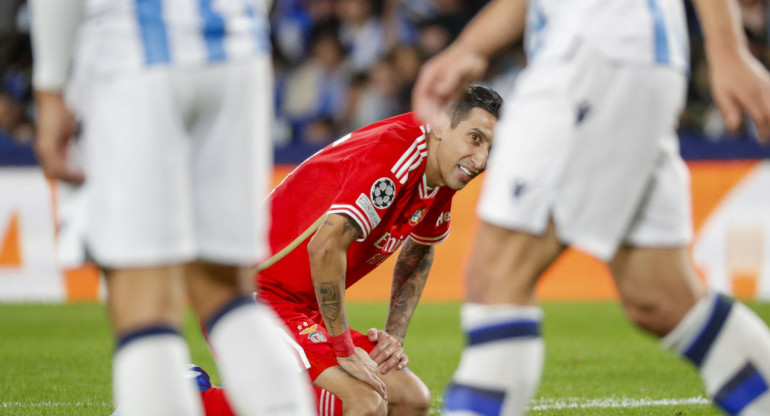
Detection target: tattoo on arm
<box><xmin>342</xmin><ymin>216</ymin><xmax>362</xmax><ymax>240</ymax></box>
<box><xmin>316</xmin><ymin>283</ymin><xmax>341</xmax><ymax>321</ymax></box>
<box><xmin>386</xmin><ymin>239</ymin><xmax>434</xmax><ymax>343</ymax></box>
<box><xmin>322</xmin><ymin>214</ymin><xmax>361</xmax><ymax>240</ymax></box>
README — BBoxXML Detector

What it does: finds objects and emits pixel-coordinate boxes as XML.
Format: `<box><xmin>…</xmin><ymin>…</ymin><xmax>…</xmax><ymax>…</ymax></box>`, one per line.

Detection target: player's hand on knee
<box><xmin>337</xmin><ymin>347</ymin><xmax>388</xmax><ymax>400</ymax></box>
<box><xmin>367</xmin><ymin>328</ymin><xmax>409</xmax><ymax>374</ymax></box>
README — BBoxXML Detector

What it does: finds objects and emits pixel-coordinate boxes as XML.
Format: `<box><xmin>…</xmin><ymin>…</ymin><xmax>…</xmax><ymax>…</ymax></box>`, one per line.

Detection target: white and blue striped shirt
<box><xmin>525</xmin><ymin>0</ymin><xmax>689</xmax><ymax>73</ymax></box>
<box><xmin>74</xmin><ymin>0</ymin><xmax>270</xmax><ymax>74</ymax></box>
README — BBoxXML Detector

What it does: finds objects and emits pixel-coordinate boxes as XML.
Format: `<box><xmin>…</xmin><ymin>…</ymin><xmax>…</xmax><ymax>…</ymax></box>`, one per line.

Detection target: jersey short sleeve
<box><xmin>327</xmin><ymin>124</ymin><xmax>428</xmax><ymax>241</ymax></box>
<box><xmin>409</xmin><ymin>189</ymin><xmax>454</xmax><ymax>246</ymax></box>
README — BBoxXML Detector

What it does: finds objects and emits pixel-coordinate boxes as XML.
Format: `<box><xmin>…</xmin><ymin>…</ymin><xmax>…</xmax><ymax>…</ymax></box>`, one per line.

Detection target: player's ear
<box><xmin>432</xmin><ymin>112</ymin><xmax>451</xmax><ymax>141</ymax></box>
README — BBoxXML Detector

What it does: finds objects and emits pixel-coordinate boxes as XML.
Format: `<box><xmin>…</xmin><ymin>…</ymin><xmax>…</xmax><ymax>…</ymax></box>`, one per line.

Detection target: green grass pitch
<box><xmin>2</xmin><ymin>301</ymin><xmax>769</xmax><ymax>415</ymax></box>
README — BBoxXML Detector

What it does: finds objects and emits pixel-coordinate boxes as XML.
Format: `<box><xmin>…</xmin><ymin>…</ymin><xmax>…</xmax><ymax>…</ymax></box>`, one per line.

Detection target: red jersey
<box><xmin>258</xmin><ymin>113</ymin><xmax>455</xmax><ymax>309</ymax></box>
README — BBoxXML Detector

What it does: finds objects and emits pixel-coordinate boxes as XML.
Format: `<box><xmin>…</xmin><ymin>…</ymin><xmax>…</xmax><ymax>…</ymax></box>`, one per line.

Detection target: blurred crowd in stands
<box><xmin>1</xmin><ymin>0</ymin><xmax>769</xmax><ymax>158</ymax></box>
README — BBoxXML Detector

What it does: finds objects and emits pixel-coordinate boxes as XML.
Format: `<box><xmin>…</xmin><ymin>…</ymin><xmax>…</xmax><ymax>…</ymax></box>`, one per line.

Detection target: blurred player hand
<box><xmin>337</xmin><ymin>347</ymin><xmax>388</xmax><ymax>400</ymax></box>
<box><xmin>708</xmin><ymin>48</ymin><xmax>770</xmax><ymax>144</ymax></box>
<box><xmin>367</xmin><ymin>328</ymin><xmax>409</xmax><ymax>374</ymax></box>
<box><xmin>34</xmin><ymin>91</ymin><xmax>84</xmax><ymax>184</ymax></box>
<box><xmin>412</xmin><ymin>46</ymin><xmax>487</xmax><ymax>127</ymax></box>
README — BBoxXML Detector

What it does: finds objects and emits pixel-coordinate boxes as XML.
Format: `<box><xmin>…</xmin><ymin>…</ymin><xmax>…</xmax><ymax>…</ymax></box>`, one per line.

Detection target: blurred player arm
<box><xmin>412</xmin><ymin>0</ymin><xmax>526</xmax><ymax>124</ymax></box>
<box><xmin>367</xmin><ymin>239</ymin><xmax>434</xmax><ymax>374</ymax></box>
<box><xmin>30</xmin><ymin>0</ymin><xmax>84</xmax><ymax>92</ymax></box>
<box><xmin>691</xmin><ymin>0</ymin><xmax>770</xmax><ymax>142</ymax></box>
<box><xmin>308</xmin><ymin>213</ymin><xmax>387</xmax><ymax>398</ymax></box>
<box><xmin>30</xmin><ymin>0</ymin><xmax>86</xmax><ymax>183</ymax></box>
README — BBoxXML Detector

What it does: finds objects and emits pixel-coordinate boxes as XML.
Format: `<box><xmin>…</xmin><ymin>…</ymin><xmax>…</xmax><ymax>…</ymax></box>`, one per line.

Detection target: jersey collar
<box><xmin>419</xmin><ymin>173</ymin><xmax>439</xmax><ymax>199</ymax></box>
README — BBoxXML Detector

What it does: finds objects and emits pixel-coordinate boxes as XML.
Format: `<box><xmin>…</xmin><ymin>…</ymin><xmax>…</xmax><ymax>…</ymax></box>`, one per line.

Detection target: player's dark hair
<box><xmin>448</xmin><ymin>84</ymin><xmax>503</xmax><ymax>127</ymax></box>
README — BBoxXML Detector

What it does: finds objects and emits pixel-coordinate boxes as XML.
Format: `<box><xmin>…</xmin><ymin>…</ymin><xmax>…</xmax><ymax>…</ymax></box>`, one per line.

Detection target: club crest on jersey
<box><xmin>299</xmin><ymin>324</ymin><xmax>327</xmax><ymax>343</ymax></box>
<box><xmin>409</xmin><ymin>208</ymin><xmax>427</xmax><ymax>226</ymax></box>
<box><xmin>371</xmin><ymin>178</ymin><xmax>396</xmax><ymax>209</ymax></box>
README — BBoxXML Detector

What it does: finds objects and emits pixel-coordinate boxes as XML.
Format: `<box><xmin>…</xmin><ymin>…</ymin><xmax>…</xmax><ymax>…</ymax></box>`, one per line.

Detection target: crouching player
<box><xmin>200</xmin><ymin>85</ymin><xmax>503</xmax><ymax>415</ymax></box>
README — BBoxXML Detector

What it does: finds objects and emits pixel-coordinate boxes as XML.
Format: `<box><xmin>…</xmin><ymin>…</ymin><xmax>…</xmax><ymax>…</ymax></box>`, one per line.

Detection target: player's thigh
<box><xmin>466</xmin><ymin>221</ymin><xmax>564</xmax><ymax>305</ymax></box>
<box><xmin>185</xmin><ymin>262</ymin><xmax>251</xmax><ymax>321</ymax></box>
<box><xmin>609</xmin><ymin>245</ymin><xmax>706</xmax><ymax>336</ymax></box>
<box><xmin>315</xmin><ymin>366</ymin><xmax>387</xmax><ymax>416</ymax></box>
<box><xmin>78</xmin><ymin>69</ymin><xmax>195</xmax><ymax>267</ymax></box>
<box><xmin>189</xmin><ymin>55</ymin><xmax>273</xmax><ymax>265</ymax></box>
<box><xmin>105</xmin><ymin>265</ymin><xmax>187</xmax><ymax>332</ymax></box>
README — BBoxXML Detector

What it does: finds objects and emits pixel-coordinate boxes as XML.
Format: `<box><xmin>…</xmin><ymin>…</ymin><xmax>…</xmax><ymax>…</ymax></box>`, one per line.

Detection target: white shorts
<box><xmin>59</xmin><ymin>57</ymin><xmax>273</xmax><ymax>268</ymax></box>
<box><xmin>478</xmin><ymin>42</ymin><xmax>692</xmax><ymax>261</ymax></box>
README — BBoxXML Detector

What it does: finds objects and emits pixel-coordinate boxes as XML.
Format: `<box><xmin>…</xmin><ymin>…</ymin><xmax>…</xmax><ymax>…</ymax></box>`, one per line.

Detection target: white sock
<box><xmin>663</xmin><ymin>292</ymin><xmax>770</xmax><ymax>415</ymax></box>
<box><xmin>444</xmin><ymin>303</ymin><xmax>544</xmax><ymax>416</ymax></box>
<box><xmin>207</xmin><ymin>296</ymin><xmax>315</xmax><ymax>416</ymax></box>
<box><xmin>113</xmin><ymin>326</ymin><xmax>203</xmax><ymax>416</ymax></box>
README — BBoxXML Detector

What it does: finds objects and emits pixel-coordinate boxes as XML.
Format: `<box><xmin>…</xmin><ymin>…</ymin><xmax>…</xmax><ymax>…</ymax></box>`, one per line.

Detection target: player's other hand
<box><xmin>337</xmin><ymin>347</ymin><xmax>388</xmax><ymax>400</ymax></box>
<box><xmin>34</xmin><ymin>91</ymin><xmax>84</xmax><ymax>184</ymax></box>
<box><xmin>412</xmin><ymin>46</ymin><xmax>487</xmax><ymax>127</ymax></box>
<box><xmin>367</xmin><ymin>328</ymin><xmax>408</xmax><ymax>374</ymax></box>
<box><xmin>708</xmin><ymin>48</ymin><xmax>770</xmax><ymax>144</ymax></box>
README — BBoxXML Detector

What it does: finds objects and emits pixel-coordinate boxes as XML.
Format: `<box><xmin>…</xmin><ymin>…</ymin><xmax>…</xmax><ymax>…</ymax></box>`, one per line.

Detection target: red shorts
<box><xmin>260</xmin><ymin>290</ymin><xmax>376</xmax><ymax>381</ymax></box>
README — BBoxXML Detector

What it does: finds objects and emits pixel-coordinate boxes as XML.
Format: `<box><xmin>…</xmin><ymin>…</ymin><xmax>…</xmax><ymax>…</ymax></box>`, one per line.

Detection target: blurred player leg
<box><xmin>107</xmin><ymin>267</ymin><xmax>203</xmax><ymax>416</ymax></box>
<box><xmin>187</xmin><ymin>264</ymin><xmax>314</xmax><ymax>416</ymax></box>
<box><xmin>443</xmin><ymin>222</ymin><xmax>563</xmax><ymax>416</ymax></box>
<box><xmin>30</xmin><ymin>0</ymin><xmax>294</xmax><ymax>413</ymax></box>
<box><xmin>611</xmin><ymin>246</ymin><xmax>770</xmax><ymax>415</ymax></box>
<box><xmin>186</xmin><ymin>58</ymin><xmax>314</xmax><ymax>416</ymax></box>
<box><xmin>73</xmin><ymin>69</ymin><xmax>205</xmax><ymax>415</ymax></box>
<box><xmin>609</xmin><ymin>98</ymin><xmax>770</xmax><ymax>415</ymax></box>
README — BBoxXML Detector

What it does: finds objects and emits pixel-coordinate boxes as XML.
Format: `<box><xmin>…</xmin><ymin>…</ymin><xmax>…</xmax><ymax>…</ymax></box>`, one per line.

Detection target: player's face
<box><xmin>435</xmin><ymin>107</ymin><xmax>496</xmax><ymax>191</ymax></box>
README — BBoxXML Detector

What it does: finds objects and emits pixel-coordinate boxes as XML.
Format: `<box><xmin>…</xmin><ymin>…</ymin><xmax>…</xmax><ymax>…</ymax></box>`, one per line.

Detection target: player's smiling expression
<box><xmin>425</xmin><ymin>107</ymin><xmax>496</xmax><ymax>191</ymax></box>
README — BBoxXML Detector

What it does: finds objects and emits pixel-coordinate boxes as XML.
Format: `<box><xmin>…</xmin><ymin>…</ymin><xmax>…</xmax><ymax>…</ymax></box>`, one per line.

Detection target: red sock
<box><xmin>313</xmin><ymin>385</ymin><xmax>343</xmax><ymax>416</ymax></box>
<box><xmin>201</xmin><ymin>387</ymin><xmax>235</xmax><ymax>416</ymax></box>
<box><xmin>200</xmin><ymin>384</ymin><xmax>342</xmax><ymax>416</ymax></box>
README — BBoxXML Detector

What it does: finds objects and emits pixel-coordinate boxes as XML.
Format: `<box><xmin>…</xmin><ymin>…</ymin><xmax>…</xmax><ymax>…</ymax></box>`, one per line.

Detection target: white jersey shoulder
<box><xmin>526</xmin><ymin>0</ymin><xmax>688</xmax><ymax>72</ymax></box>
<box><xmin>75</xmin><ymin>0</ymin><xmax>270</xmax><ymax>73</ymax></box>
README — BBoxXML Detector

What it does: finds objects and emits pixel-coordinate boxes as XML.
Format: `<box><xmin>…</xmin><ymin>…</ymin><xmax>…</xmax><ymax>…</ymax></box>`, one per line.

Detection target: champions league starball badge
<box><xmin>371</xmin><ymin>178</ymin><xmax>396</xmax><ymax>209</ymax></box>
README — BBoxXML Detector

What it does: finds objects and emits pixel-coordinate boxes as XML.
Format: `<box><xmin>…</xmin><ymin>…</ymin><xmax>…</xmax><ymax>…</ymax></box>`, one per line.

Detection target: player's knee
<box><xmin>342</xmin><ymin>387</ymin><xmax>387</xmax><ymax>416</ymax></box>
<box><xmin>621</xmin><ymin>297</ymin><xmax>684</xmax><ymax>338</ymax></box>
<box><xmin>396</xmin><ymin>377</ymin><xmax>431</xmax><ymax>415</ymax></box>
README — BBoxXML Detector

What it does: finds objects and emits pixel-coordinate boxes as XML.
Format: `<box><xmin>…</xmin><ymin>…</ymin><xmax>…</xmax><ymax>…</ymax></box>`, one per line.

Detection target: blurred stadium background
<box><xmin>2</xmin><ymin>0</ymin><xmax>770</xmax><ymax>303</ymax></box>
<box><xmin>2</xmin><ymin>1</ymin><xmax>770</xmax><ymax>414</ymax></box>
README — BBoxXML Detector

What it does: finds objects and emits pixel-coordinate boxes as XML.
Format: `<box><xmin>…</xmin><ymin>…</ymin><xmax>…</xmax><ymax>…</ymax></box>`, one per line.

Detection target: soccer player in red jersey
<box><xmin>200</xmin><ymin>85</ymin><xmax>502</xmax><ymax>416</ymax></box>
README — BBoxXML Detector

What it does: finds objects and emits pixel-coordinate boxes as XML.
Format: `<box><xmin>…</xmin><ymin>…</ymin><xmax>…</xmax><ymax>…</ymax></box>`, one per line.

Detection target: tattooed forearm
<box><xmin>386</xmin><ymin>239</ymin><xmax>434</xmax><ymax>343</ymax></box>
<box><xmin>316</xmin><ymin>283</ymin><xmax>341</xmax><ymax>321</ymax></box>
<box><xmin>308</xmin><ymin>213</ymin><xmax>355</xmax><ymax>336</ymax></box>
